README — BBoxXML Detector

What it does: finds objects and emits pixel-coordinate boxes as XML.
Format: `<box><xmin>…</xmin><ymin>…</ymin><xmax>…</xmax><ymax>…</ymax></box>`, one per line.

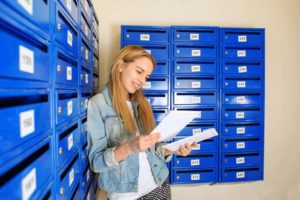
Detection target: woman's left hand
<box><xmin>175</xmin><ymin>142</ymin><xmax>198</xmax><ymax>157</ymax></box>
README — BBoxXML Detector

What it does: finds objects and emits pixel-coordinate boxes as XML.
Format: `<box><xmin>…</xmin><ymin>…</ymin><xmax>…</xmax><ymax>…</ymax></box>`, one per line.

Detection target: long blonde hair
<box><xmin>108</xmin><ymin>45</ymin><xmax>156</xmax><ymax>134</ymax></box>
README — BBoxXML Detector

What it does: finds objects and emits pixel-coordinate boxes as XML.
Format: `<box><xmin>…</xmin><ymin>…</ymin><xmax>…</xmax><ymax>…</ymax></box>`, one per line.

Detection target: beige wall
<box><xmin>92</xmin><ymin>0</ymin><xmax>300</xmax><ymax>199</ymax></box>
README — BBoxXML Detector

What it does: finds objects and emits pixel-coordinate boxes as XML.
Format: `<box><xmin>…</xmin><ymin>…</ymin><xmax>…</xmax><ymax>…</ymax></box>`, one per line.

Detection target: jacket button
<box><xmin>154</xmin><ymin>164</ymin><xmax>157</xmax><ymax>167</ymax></box>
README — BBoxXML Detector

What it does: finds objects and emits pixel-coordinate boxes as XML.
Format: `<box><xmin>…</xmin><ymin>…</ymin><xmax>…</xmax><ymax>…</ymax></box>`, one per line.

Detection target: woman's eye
<box><xmin>137</xmin><ymin>70</ymin><xmax>142</xmax><ymax>74</ymax></box>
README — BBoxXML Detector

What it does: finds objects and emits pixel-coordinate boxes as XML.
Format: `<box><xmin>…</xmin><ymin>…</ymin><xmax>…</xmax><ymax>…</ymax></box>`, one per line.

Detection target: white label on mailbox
<box><xmin>237</xmin><ymin>127</ymin><xmax>245</xmax><ymax>134</ymax></box>
<box><xmin>236</xmin><ymin>112</ymin><xmax>245</xmax><ymax>119</ymax></box>
<box><xmin>140</xmin><ymin>34</ymin><xmax>150</xmax><ymax>41</ymax></box>
<box><xmin>237</xmin><ymin>81</ymin><xmax>246</xmax><ymax>88</ymax></box>
<box><xmin>196</xmin><ymin>111</ymin><xmax>202</xmax><ymax>118</ymax></box>
<box><xmin>191</xmin><ymin>159</ymin><xmax>200</xmax><ymax>166</ymax></box>
<box><xmin>85</xmin><ymin>74</ymin><xmax>89</xmax><ymax>84</ymax></box>
<box><xmin>85</xmin><ymin>99</ymin><xmax>88</xmax><ymax>109</ymax></box>
<box><xmin>66</xmin><ymin>0</ymin><xmax>72</xmax><ymax>11</ymax></box>
<box><xmin>143</xmin><ymin>82</ymin><xmax>151</xmax><ymax>89</ymax></box>
<box><xmin>69</xmin><ymin>168</ymin><xmax>74</xmax><ymax>186</ymax></box>
<box><xmin>67</xmin><ymin>100</ymin><xmax>73</xmax><ymax>116</ymax></box>
<box><xmin>191</xmin><ymin>174</ymin><xmax>200</xmax><ymax>181</ymax></box>
<box><xmin>67</xmin><ymin>30</ymin><xmax>73</xmax><ymax>47</ymax></box>
<box><xmin>20</xmin><ymin>110</ymin><xmax>35</xmax><ymax>138</ymax></box>
<box><xmin>238</xmin><ymin>66</ymin><xmax>247</xmax><ymax>73</ymax></box>
<box><xmin>18</xmin><ymin>0</ymin><xmax>33</xmax><ymax>15</ymax></box>
<box><xmin>192</xmin><ymin>81</ymin><xmax>201</xmax><ymax>88</ymax></box>
<box><xmin>236</xmin><ymin>171</ymin><xmax>245</xmax><ymax>179</ymax></box>
<box><xmin>87</xmin><ymin>169</ymin><xmax>90</xmax><ymax>181</ymax></box>
<box><xmin>145</xmin><ymin>49</ymin><xmax>151</xmax><ymax>54</ymax></box>
<box><xmin>192</xmin><ymin>49</ymin><xmax>201</xmax><ymax>57</ymax></box>
<box><xmin>19</xmin><ymin>45</ymin><xmax>34</xmax><ymax>74</ymax></box>
<box><xmin>236</xmin><ymin>96</ymin><xmax>246</xmax><ymax>103</ymax></box>
<box><xmin>236</xmin><ymin>157</ymin><xmax>245</xmax><ymax>164</ymax></box>
<box><xmin>236</xmin><ymin>142</ymin><xmax>245</xmax><ymax>149</ymax></box>
<box><xmin>193</xmin><ymin>128</ymin><xmax>202</xmax><ymax>135</ymax></box>
<box><xmin>237</xmin><ymin>50</ymin><xmax>246</xmax><ymax>57</ymax></box>
<box><xmin>190</xmin><ymin>33</ymin><xmax>199</xmax><ymax>40</ymax></box>
<box><xmin>68</xmin><ymin>133</ymin><xmax>73</xmax><ymax>150</ymax></box>
<box><xmin>191</xmin><ymin>65</ymin><xmax>201</xmax><ymax>72</ymax></box>
<box><xmin>21</xmin><ymin>168</ymin><xmax>36</xmax><ymax>200</ymax></box>
<box><xmin>85</xmin><ymin>49</ymin><xmax>89</xmax><ymax>60</ymax></box>
<box><xmin>67</xmin><ymin>66</ymin><xmax>72</xmax><ymax>80</ymax></box>
<box><xmin>238</xmin><ymin>35</ymin><xmax>247</xmax><ymax>42</ymax></box>
<box><xmin>85</xmin><ymin>25</ymin><xmax>89</xmax><ymax>37</ymax></box>
<box><xmin>192</xmin><ymin>96</ymin><xmax>201</xmax><ymax>104</ymax></box>
<box><xmin>192</xmin><ymin>144</ymin><xmax>201</xmax><ymax>150</ymax></box>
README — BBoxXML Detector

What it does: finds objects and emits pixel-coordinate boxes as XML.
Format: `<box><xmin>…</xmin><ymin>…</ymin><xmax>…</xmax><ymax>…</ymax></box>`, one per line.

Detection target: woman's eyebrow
<box><xmin>136</xmin><ymin>66</ymin><xmax>145</xmax><ymax>72</ymax></box>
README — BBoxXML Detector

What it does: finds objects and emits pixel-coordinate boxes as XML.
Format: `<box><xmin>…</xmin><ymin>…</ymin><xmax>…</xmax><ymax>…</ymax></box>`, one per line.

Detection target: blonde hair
<box><xmin>108</xmin><ymin>45</ymin><xmax>156</xmax><ymax>134</ymax></box>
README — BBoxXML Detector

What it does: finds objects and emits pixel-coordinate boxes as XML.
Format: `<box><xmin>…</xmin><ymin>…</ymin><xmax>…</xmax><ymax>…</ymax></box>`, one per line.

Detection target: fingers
<box><xmin>129</xmin><ymin>133</ymin><xmax>161</xmax><ymax>152</ymax></box>
<box><xmin>176</xmin><ymin>142</ymin><xmax>195</xmax><ymax>157</ymax></box>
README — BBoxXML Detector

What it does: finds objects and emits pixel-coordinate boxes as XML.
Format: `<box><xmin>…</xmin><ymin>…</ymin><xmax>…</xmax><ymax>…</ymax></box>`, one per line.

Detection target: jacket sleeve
<box><xmin>155</xmin><ymin>142</ymin><xmax>172</xmax><ymax>163</ymax></box>
<box><xmin>87</xmin><ymin>96</ymin><xmax>120</xmax><ymax>173</ymax></box>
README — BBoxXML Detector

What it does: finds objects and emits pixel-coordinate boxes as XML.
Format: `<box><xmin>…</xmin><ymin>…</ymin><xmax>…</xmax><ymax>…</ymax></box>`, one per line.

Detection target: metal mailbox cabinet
<box><xmin>0</xmin><ymin>0</ymin><xmax>99</xmax><ymax>198</ymax></box>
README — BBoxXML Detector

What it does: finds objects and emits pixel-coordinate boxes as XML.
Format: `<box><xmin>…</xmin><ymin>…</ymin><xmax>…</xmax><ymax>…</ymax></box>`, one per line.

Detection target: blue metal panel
<box><xmin>174</xmin><ymin>107</ymin><xmax>218</xmax><ymax>121</ymax></box>
<box><xmin>80</xmin><ymin>67</ymin><xmax>91</xmax><ymax>87</ymax></box>
<box><xmin>173</xmin><ymin>76</ymin><xmax>217</xmax><ymax>90</ymax></box>
<box><xmin>152</xmin><ymin>61</ymin><xmax>169</xmax><ymax>75</ymax></box>
<box><xmin>122</xmin><ymin>26</ymin><xmax>170</xmax><ymax>43</ymax></box>
<box><xmin>143</xmin><ymin>77</ymin><xmax>169</xmax><ymax>91</ymax></box>
<box><xmin>222</xmin><ymin>60</ymin><xmax>263</xmax><ymax>75</ymax></box>
<box><xmin>171</xmin><ymin>168</ymin><xmax>217</xmax><ymax>184</ymax></box>
<box><xmin>222</xmin><ymin>76</ymin><xmax>263</xmax><ymax>90</ymax></box>
<box><xmin>174</xmin><ymin>44</ymin><xmax>217</xmax><ymax>58</ymax></box>
<box><xmin>172</xmin><ymin>153</ymin><xmax>217</xmax><ymax>168</ymax></box>
<box><xmin>221</xmin><ymin>121</ymin><xmax>263</xmax><ymax>137</ymax></box>
<box><xmin>80</xmin><ymin>90</ymin><xmax>91</xmax><ymax>113</ymax></box>
<box><xmin>0</xmin><ymin>89</ymin><xmax>51</xmax><ymax>157</ymax></box>
<box><xmin>56</xmin><ymin>53</ymin><xmax>79</xmax><ymax>85</ymax></box>
<box><xmin>173</xmin><ymin>138</ymin><xmax>218</xmax><ymax>153</ymax></box>
<box><xmin>80</xmin><ymin>0</ymin><xmax>92</xmax><ymax>23</ymax></box>
<box><xmin>81</xmin><ymin>11</ymin><xmax>91</xmax><ymax>42</ymax></box>
<box><xmin>172</xmin><ymin>27</ymin><xmax>218</xmax><ymax>43</ymax></box>
<box><xmin>222</xmin><ymin>107</ymin><xmax>263</xmax><ymax>121</ymax></box>
<box><xmin>81</xmin><ymin>37</ymin><xmax>91</xmax><ymax>65</ymax></box>
<box><xmin>173</xmin><ymin>60</ymin><xmax>217</xmax><ymax>75</ymax></box>
<box><xmin>58</xmin><ymin>0</ymin><xmax>79</xmax><ymax>25</ymax></box>
<box><xmin>92</xmin><ymin>54</ymin><xmax>99</xmax><ymax>74</ymax></box>
<box><xmin>0</xmin><ymin>138</ymin><xmax>52</xmax><ymax>199</ymax></box>
<box><xmin>221</xmin><ymin>167</ymin><xmax>263</xmax><ymax>182</ymax></box>
<box><xmin>222</xmin><ymin>92</ymin><xmax>263</xmax><ymax>105</ymax></box>
<box><xmin>221</xmin><ymin>152</ymin><xmax>263</xmax><ymax>167</ymax></box>
<box><xmin>0</xmin><ymin>24</ymin><xmax>50</xmax><ymax>84</ymax></box>
<box><xmin>144</xmin><ymin>92</ymin><xmax>169</xmax><ymax>107</ymax></box>
<box><xmin>222</xmin><ymin>46</ymin><xmax>263</xmax><ymax>60</ymax></box>
<box><xmin>176</xmin><ymin>123</ymin><xmax>218</xmax><ymax>137</ymax></box>
<box><xmin>173</xmin><ymin>91</ymin><xmax>217</xmax><ymax>105</ymax></box>
<box><xmin>221</xmin><ymin>29</ymin><xmax>264</xmax><ymax>45</ymax></box>
<box><xmin>221</xmin><ymin>137</ymin><xmax>262</xmax><ymax>152</ymax></box>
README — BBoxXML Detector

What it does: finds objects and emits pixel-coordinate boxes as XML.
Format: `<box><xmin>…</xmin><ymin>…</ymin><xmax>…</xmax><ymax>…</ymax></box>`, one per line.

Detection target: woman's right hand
<box><xmin>127</xmin><ymin>133</ymin><xmax>161</xmax><ymax>153</ymax></box>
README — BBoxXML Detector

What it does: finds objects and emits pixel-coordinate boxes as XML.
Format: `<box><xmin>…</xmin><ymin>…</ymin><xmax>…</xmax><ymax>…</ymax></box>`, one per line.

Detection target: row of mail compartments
<box><xmin>221</xmin><ymin>136</ymin><xmax>263</xmax><ymax>152</ymax></box>
<box><xmin>153</xmin><ymin>107</ymin><xmax>218</xmax><ymax>123</ymax></box>
<box><xmin>222</xmin><ymin>91</ymin><xmax>264</xmax><ymax>105</ymax></box>
<box><xmin>221</xmin><ymin>60</ymin><xmax>264</xmax><ymax>75</ymax></box>
<box><xmin>221</xmin><ymin>151</ymin><xmax>263</xmax><ymax>168</ymax></box>
<box><xmin>0</xmin><ymin>89</ymin><xmax>89</xmax><ymax>155</ymax></box>
<box><xmin>221</xmin><ymin>107</ymin><xmax>264</xmax><ymax>121</ymax></box>
<box><xmin>170</xmin><ymin>168</ymin><xmax>217</xmax><ymax>184</ymax></box>
<box><xmin>172</xmin><ymin>137</ymin><xmax>218</xmax><ymax>154</ymax></box>
<box><xmin>0</xmin><ymin>137</ymin><xmax>54</xmax><ymax>199</ymax></box>
<box><xmin>221</xmin><ymin>45</ymin><xmax>264</xmax><ymax>60</ymax></box>
<box><xmin>221</xmin><ymin>28</ymin><xmax>264</xmax><ymax>45</ymax></box>
<box><xmin>220</xmin><ymin>166</ymin><xmax>263</xmax><ymax>182</ymax></box>
<box><xmin>121</xmin><ymin>26</ymin><xmax>219</xmax><ymax>43</ymax></box>
<box><xmin>221</xmin><ymin>121</ymin><xmax>263</xmax><ymax>137</ymax></box>
<box><xmin>221</xmin><ymin>76</ymin><xmax>264</xmax><ymax>90</ymax></box>
<box><xmin>171</xmin><ymin>153</ymin><xmax>218</xmax><ymax>169</ymax></box>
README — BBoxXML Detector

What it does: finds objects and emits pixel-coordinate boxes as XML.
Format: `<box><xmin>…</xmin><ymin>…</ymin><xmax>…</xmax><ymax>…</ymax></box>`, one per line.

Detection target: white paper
<box><xmin>151</xmin><ymin>110</ymin><xmax>200</xmax><ymax>142</ymax></box>
<box><xmin>162</xmin><ymin>128</ymin><xmax>218</xmax><ymax>152</ymax></box>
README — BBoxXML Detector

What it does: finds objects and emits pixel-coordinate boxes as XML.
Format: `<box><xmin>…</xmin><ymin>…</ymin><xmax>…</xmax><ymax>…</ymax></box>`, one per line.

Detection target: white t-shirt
<box><xmin>107</xmin><ymin>101</ymin><xmax>158</xmax><ymax>200</ymax></box>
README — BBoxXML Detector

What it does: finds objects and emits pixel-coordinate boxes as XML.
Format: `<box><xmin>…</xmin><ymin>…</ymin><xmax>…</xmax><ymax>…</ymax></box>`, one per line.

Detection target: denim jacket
<box><xmin>87</xmin><ymin>86</ymin><xmax>171</xmax><ymax>193</ymax></box>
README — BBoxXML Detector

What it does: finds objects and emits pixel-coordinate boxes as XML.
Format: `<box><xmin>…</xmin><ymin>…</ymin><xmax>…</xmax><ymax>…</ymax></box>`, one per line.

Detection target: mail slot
<box><xmin>56</xmin><ymin>9</ymin><xmax>78</xmax><ymax>56</ymax></box>
<box><xmin>152</xmin><ymin>61</ymin><xmax>169</xmax><ymax>75</ymax></box>
<box><xmin>143</xmin><ymin>77</ymin><xmax>169</xmax><ymax>91</ymax></box>
<box><xmin>174</xmin><ymin>107</ymin><xmax>217</xmax><ymax>121</ymax></box>
<box><xmin>221</xmin><ymin>167</ymin><xmax>263</xmax><ymax>182</ymax></box>
<box><xmin>222</xmin><ymin>61</ymin><xmax>263</xmax><ymax>74</ymax></box>
<box><xmin>173</xmin><ymin>76</ymin><xmax>217</xmax><ymax>89</ymax></box>
<box><xmin>173</xmin><ymin>27</ymin><xmax>218</xmax><ymax>43</ymax></box>
<box><xmin>153</xmin><ymin>109</ymin><xmax>168</xmax><ymax>123</ymax></box>
<box><xmin>56</xmin><ymin>52</ymin><xmax>78</xmax><ymax>85</ymax></box>
<box><xmin>0</xmin><ymin>138</ymin><xmax>52</xmax><ymax>199</ymax></box>
<box><xmin>222</xmin><ymin>122</ymin><xmax>263</xmax><ymax>137</ymax></box>
<box><xmin>222</xmin><ymin>152</ymin><xmax>263</xmax><ymax>167</ymax></box>
<box><xmin>0</xmin><ymin>89</ymin><xmax>50</xmax><ymax>156</ymax></box>
<box><xmin>223</xmin><ymin>92</ymin><xmax>263</xmax><ymax>105</ymax></box>
<box><xmin>222</xmin><ymin>137</ymin><xmax>262</xmax><ymax>152</ymax></box>
<box><xmin>56</xmin><ymin>89</ymin><xmax>78</xmax><ymax>125</ymax></box>
<box><xmin>171</xmin><ymin>168</ymin><xmax>217</xmax><ymax>184</ymax></box>
<box><xmin>144</xmin><ymin>92</ymin><xmax>168</xmax><ymax>107</ymax></box>
<box><xmin>122</xmin><ymin>26</ymin><xmax>170</xmax><ymax>43</ymax></box>
<box><xmin>176</xmin><ymin>123</ymin><xmax>217</xmax><ymax>137</ymax></box>
<box><xmin>222</xmin><ymin>46</ymin><xmax>263</xmax><ymax>60</ymax></box>
<box><xmin>0</xmin><ymin>24</ymin><xmax>50</xmax><ymax>83</ymax></box>
<box><xmin>173</xmin><ymin>60</ymin><xmax>217</xmax><ymax>74</ymax></box>
<box><xmin>173</xmin><ymin>138</ymin><xmax>218</xmax><ymax>153</ymax></box>
<box><xmin>172</xmin><ymin>154</ymin><xmax>217</xmax><ymax>168</ymax></box>
<box><xmin>58</xmin><ymin>0</ymin><xmax>78</xmax><ymax>24</ymax></box>
<box><xmin>56</xmin><ymin>122</ymin><xmax>80</xmax><ymax>169</ymax></box>
<box><xmin>173</xmin><ymin>92</ymin><xmax>217</xmax><ymax>105</ymax></box>
<box><xmin>174</xmin><ymin>44</ymin><xmax>217</xmax><ymax>58</ymax></box>
<box><xmin>222</xmin><ymin>29</ymin><xmax>264</xmax><ymax>45</ymax></box>
<box><xmin>223</xmin><ymin>76</ymin><xmax>262</xmax><ymax>90</ymax></box>
<box><xmin>222</xmin><ymin>107</ymin><xmax>262</xmax><ymax>120</ymax></box>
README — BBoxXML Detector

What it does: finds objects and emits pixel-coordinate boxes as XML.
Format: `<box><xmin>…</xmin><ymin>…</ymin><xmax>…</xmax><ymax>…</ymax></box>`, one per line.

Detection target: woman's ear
<box><xmin>117</xmin><ymin>60</ymin><xmax>124</xmax><ymax>72</ymax></box>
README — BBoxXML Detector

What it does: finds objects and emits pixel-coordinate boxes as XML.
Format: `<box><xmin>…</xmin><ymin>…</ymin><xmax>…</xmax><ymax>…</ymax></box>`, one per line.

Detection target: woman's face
<box><xmin>120</xmin><ymin>56</ymin><xmax>153</xmax><ymax>96</ymax></box>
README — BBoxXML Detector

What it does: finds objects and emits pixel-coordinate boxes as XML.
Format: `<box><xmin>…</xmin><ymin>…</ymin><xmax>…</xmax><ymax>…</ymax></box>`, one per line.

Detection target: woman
<box><xmin>87</xmin><ymin>45</ymin><xmax>195</xmax><ymax>200</ymax></box>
